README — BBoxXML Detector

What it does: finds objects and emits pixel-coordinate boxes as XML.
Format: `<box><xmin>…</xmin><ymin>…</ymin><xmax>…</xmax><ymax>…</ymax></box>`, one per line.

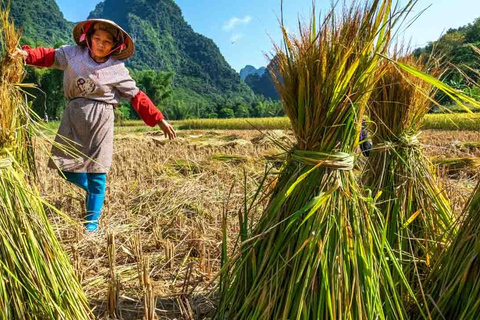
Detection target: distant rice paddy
<box><xmin>40</xmin><ymin>113</ymin><xmax>480</xmax><ymax>135</ymax></box>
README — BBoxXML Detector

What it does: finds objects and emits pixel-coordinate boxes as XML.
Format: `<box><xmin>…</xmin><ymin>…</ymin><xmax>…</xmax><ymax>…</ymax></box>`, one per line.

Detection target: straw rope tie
<box><xmin>374</xmin><ymin>134</ymin><xmax>420</xmax><ymax>152</ymax></box>
<box><xmin>290</xmin><ymin>150</ymin><xmax>354</xmax><ymax>170</ymax></box>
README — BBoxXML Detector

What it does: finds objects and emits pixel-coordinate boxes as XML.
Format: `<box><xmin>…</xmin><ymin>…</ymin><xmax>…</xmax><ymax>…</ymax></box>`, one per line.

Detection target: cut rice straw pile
<box><xmin>0</xmin><ymin>4</ymin><xmax>92</xmax><ymax>319</ymax></box>
<box><xmin>431</xmin><ymin>156</ymin><xmax>480</xmax><ymax>177</ymax></box>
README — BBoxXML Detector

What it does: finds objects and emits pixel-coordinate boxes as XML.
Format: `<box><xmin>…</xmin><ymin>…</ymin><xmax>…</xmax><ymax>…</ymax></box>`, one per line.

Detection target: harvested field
<box><xmin>32</xmin><ymin>128</ymin><xmax>478</xmax><ymax>319</ymax></box>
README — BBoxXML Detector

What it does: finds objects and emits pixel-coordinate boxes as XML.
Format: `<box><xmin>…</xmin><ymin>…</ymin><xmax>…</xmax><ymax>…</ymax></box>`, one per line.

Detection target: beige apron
<box><xmin>48</xmin><ymin>98</ymin><xmax>114</xmax><ymax>173</ymax></box>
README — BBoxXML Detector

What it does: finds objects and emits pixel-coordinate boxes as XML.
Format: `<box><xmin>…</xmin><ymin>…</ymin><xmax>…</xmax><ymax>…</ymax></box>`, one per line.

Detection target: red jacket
<box><xmin>22</xmin><ymin>45</ymin><xmax>164</xmax><ymax>127</ymax></box>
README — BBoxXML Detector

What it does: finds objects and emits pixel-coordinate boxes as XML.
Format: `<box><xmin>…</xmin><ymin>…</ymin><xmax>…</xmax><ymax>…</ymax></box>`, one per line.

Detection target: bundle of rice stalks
<box><xmin>168</xmin><ymin>159</ymin><xmax>202</xmax><ymax>176</ymax></box>
<box><xmin>216</xmin><ymin>1</ymin><xmax>420</xmax><ymax>319</ymax></box>
<box><xmin>363</xmin><ymin>54</ymin><xmax>455</xmax><ymax>311</ymax></box>
<box><xmin>419</xmin><ymin>44</ymin><xmax>480</xmax><ymax>320</ymax></box>
<box><xmin>455</xmin><ymin>141</ymin><xmax>480</xmax><ymax>151</ymax></box>
<box><xmin>422</xmin><ymin>182</ymin><xmax>480</xmax><ymax>319</ymax></box>
<box><xmin>211</xmin><ymin>154</ymin><xmax>251</xmax><ymax>164</ymax></box>
<box><xmin>431</xmin><ymin>156</ymin><xmax>480</xmax><ymax>178</ymax></box>
<box><xmin>0</xmin><ymin>5</ymin><xmax>92</xmax><ymax>319</ymax></box>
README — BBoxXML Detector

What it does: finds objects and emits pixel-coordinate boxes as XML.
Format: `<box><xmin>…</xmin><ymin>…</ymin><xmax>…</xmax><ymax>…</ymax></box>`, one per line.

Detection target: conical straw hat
<box><xmin>73</xmin><ymin>19</ymin><xmax>134</xmax><ymax>60</ymax></box>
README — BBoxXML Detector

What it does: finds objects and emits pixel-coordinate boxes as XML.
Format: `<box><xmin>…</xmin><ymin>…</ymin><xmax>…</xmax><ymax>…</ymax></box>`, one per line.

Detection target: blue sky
<box><xmin>56</xmin><ymin>0</ymin><xmax>480</xmax><ymax>72</ymax></box>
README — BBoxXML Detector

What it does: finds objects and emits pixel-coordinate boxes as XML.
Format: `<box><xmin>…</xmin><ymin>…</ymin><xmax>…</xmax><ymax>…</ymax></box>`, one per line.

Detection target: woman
<box><xmin>12</xmin><ymin>19</ymin><xmax>176</xmax><ymax>232</ymax></box>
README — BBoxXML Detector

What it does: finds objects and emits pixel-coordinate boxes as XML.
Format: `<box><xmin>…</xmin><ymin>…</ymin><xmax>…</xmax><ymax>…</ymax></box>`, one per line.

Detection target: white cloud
<box><xmin>230</xmin><ymin>34</ymin><xmax>244</xmax><ymax>43</ymax></box>
<box><xmin>223</xmin><ymin>15</ymin><xmax>252</xmax><ymax>31</ymax></box>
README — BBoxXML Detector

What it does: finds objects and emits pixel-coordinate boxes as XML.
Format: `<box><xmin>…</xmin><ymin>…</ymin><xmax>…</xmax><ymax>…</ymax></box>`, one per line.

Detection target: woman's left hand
<box><xmin>159</xmin><ymin>119</ymin><xmax>176</xmax><ymax>140</ymax></box>
<box><xmin>10</xmin><ymin>48</ymin><xmax>28</xmax><ymax>60</ymax></box>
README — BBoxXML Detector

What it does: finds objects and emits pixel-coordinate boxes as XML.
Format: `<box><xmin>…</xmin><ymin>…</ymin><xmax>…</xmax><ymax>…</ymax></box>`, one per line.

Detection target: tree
<box><xmin>219</xmin><ymin>107</ymin><xmax>234</xmax><ymax>119</ymax></box>
<box><xmin>235</xmin><ymin>105</ymin><xmax>250</xmax><ymax>118</ymax></box>
<box><xmin>465</xmin><ymin>18</ymin><xmax>480</xmax><ymax>43</ymax></box>
<box><xmin>22</xmin><ymin>40</ymin><xmax>67</xmax><ymax>120</ymax></box>
<box><xmin>131</xmin><ymin>69</ymin><xmax>175</xmax><ymax>106</ymax></box>
<box><xmin>163</xmin><ymin>100</ymin><xmax>192</xmax><ymax>120</ymax></box>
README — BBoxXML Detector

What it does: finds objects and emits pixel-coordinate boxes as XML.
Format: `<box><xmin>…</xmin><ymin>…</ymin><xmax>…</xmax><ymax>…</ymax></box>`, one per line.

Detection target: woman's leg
<box><xmin>59</xmin><ymin>171</ymin><xmax>88</xmax><ymax>191</ymax></box>
<box><xmin>84</xmin><ymin>173</ymin><xmax>107</xmax><ymax>232</ymax></box>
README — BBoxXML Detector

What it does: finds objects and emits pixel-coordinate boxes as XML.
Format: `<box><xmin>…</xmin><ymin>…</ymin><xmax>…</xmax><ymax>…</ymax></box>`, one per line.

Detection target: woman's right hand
<box><xmin>159</xmin><ymin>119</ymin><xmax>177</xmax><ymax>140</ymax></box>
<box><xmin>10</xmin><ymin>48</ymin><xmax>28</xmax><ymax>60</ymax></box>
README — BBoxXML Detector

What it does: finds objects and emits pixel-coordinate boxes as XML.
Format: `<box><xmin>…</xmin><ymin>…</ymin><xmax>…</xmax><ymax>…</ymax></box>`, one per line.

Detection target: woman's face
<box><xmin>90</xmin><ymin>29</ymin><xmax>115</xmax><ymax>59</ymax></box>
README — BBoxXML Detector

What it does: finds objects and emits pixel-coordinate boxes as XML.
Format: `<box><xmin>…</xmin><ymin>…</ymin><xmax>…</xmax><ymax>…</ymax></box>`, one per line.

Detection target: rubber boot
<box><xmin>85</xmin><ymin>193</ymin><xmax>105</xmax><ymax>232</ymax></box>
<box><xmin>60</xmin><ymin>171</ymin><xmax>88</xmax><ymax>192</ymax></box>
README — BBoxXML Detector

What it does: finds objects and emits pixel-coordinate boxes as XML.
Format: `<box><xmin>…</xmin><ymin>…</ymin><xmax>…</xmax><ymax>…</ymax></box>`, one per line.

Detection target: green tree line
<box><xmin>414</xmin><ymin>17</ymin><xmax>480</xmax><ymax>106</ymax></box>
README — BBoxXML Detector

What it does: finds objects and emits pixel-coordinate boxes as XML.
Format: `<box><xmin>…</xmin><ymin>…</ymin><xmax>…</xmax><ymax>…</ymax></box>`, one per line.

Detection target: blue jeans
<box><xmin>60</xmin><ymin>171</ymin><xmax>106</xmax><ymax>232</ymax></box>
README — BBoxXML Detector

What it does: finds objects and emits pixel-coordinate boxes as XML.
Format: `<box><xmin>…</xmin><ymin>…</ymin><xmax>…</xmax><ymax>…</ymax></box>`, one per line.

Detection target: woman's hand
<box><xmin>159</xmin><ymin>119</ymin><xmax>176</xmax><ymax>140</ymax></box>
<box><xmin>10</xmin><ymin>48</ymin><xmax>28</xmax><ymax>60</ymax></box>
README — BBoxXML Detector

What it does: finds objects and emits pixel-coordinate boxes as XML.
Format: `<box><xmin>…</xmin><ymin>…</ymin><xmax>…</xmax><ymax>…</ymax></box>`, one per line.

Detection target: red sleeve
<box><xmin>22</xmin><ymin>45</ymin><xmax>55</xmax><ymax>67</ymax></box>
<box><xmin>131</xmin><ymin>90</ymin><xmax>165</xmax><ymax>127</ymax></box>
